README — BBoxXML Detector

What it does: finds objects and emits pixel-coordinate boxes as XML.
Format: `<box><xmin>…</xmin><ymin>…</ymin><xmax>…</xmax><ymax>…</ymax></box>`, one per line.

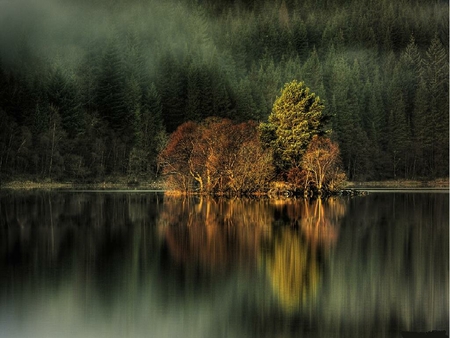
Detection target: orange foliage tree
<box><xmin>300</xmin><ymin>135</ymin><xmax>346</xmax><ymax>192</ymax></box>
<box><xmin>158</xmin><ymin>118</ymin><xmax>274</xmax><ymax>194</ymax></box>
<box><xmin>157</xmin><ymin>121</ymin><xmax>199</xmax><ymax>191</ymax></box>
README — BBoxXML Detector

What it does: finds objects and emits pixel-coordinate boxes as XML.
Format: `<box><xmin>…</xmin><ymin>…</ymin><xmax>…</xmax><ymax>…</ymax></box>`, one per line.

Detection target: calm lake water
<box><xmin>0</xmin><ymin>190</ymin><xmax>448</xmax><ymax>338</ymax></box>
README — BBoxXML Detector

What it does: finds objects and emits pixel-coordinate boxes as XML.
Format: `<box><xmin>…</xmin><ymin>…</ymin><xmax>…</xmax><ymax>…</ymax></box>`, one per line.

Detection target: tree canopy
<box><xmin>301</xmin><ymin>135</ymin><xmax>346</xmax><ymax>192</ymax></box>
<box><xmin>158</xmin><ymin>118</ymin><xmax>274</xmax><ymax>194</ymax></box>
<box><xmin>260</xmin><ymin>80</ymin><xmax>329</xmax><ymax>171</ymax></box>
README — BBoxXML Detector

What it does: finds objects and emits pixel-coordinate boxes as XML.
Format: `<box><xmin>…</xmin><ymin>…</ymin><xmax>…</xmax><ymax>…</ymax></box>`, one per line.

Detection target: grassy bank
<box><xmin>345</xmin><ymin>178</ymin><xmax>449</xmax><ymax>189</ymax></box>
<box><xmin>0</xmin><ymin>177</ymin><xmax>167</xmax><ymax>190</ymax></box>
<box><xmin>1</xmin><ymin>177</ymin><xmax>448</xmax><ymax>191</ymax></box>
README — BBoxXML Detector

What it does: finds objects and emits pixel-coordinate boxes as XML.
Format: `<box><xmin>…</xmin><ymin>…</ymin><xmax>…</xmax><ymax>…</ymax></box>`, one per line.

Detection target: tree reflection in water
<box><xmin>265</xmin><ymin>198</ymin><xmax>345</xmax><ymax>313</ymax></box>
<box><xmin>0</xmin><ymin>192</ymin><xmax>447</xmax><ymax>338</ymax></box>
<box><xmin>159</xmin><ymin>196</ymin><xmax>274</xmax><ymax>273</ymax></box>
<box><xmin>159</xmin><ymin>196</ymin><xmax>346</xmax><ymax>314</ymax></box>
<box><xmin>266</xmin><ymin>229</ymin><xmax>319</xmax><ymax>312</ymax></box>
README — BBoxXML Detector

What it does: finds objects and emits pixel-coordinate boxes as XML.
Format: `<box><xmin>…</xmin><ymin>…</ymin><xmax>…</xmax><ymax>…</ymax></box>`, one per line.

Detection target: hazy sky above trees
<box><xmin>0</xmin><ymin>0</ymin><xmax>211</xmax><ymax>70</ymax></box>
<box><xmin>1</xmin><ymin>0</ymin><xmax>447</xmax><ymax>77</ymax></box>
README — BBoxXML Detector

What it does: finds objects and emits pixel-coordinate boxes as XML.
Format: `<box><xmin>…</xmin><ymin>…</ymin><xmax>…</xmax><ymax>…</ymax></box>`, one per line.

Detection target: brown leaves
<box><xmin>158</xmin><ymin>118</ymin><xmax>274</xmax><ymax>194</ymax></box>
<box><xmin>301</xmin><ymin>135</ymin><xmax>345</xmax><ymax>191</ymax></box>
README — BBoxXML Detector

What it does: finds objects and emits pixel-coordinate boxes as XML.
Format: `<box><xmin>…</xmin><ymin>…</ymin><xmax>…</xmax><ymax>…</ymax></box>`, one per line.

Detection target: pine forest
<box><xmin>0</xmin><ymin>0</ymin><xmax>448</xmax><ymax>184</ymax></box>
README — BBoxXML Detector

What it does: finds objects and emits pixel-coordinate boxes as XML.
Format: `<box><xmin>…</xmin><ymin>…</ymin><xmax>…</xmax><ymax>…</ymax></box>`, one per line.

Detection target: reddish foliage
<box><xmin>158</xmin><ymin>118</ymin><xmax>274</xmax><ymax>193</ymax></box>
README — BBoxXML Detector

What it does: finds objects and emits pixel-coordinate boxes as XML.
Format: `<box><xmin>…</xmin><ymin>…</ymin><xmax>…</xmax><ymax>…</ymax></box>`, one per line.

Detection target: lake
<box><xmin>0</xmin><ymin>190</ymin><xmax>448</xmax><ymax>338</ymax></box>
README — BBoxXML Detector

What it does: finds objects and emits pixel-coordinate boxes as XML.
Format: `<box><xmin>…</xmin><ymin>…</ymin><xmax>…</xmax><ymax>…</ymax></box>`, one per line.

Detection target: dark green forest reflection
<box><xmin>0</xmin><ymin>192</ymin><xmax>448</xmax><ymax>338</ymax></box>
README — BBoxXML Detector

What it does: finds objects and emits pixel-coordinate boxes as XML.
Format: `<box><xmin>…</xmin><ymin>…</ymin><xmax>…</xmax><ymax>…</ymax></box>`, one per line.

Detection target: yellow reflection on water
<box><xmin>266</xmin><ymin>198</ymin><xmax>346</xmax><ymax>313</ymax></box>
<box><xmin>266</xmin><ymin>229</ymin><xmax>319</xmax><ymax>312</ymax></box>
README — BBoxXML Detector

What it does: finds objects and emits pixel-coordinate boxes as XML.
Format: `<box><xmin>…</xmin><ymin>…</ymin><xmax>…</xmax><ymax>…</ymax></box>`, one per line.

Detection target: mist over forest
<box><xmin>0</xmin><ymin>0</ymin><xmax>448</xmax><ymax>183</ymax></box>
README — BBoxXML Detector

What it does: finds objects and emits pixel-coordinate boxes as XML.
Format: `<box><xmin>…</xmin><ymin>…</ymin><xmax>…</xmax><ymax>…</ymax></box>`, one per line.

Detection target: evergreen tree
<box><xmin>398</xmin><ymin>35</ymin><xmax>424</xmax><ymax>131</ymax></box>
<box><xmin>387</xmin><ymin>93</ymin><xmax>410</xmax><ymax>179</ymax></box>
<box><xmin>253</xmin><ymin>57</ymin><xmax>282</xmax><ymax>118</ymax></box>
<box><xmin>157</xmin><ymin>53</ymin><xmax>188</xmax><ymax>133</ymax></box>
<box><xmin>236</xmin><ymin>77</ymin><xmax>258</xmax><ymax>121</ymax></box>
<box><xmin>328</xmin><ymin>57</ymin><xmax>372</xmax><ymax>180</ymax></box>
<box><xmin>94</xmin><ymin>42</ymin><xmax>128</xmax><ymax>133</ymax></box>
<box><xmin>423</xmin><ymin>35</ymin><xmax>449</xmax><ymax>176</ymax></box>
<box><xmin>301</xmin><ymin>47</ymin><xmax>326</xmax><ymax>101</ymax></box>
<box><xmin>0</xmin><ymin>0</ymin><xmax>448</xmax><ymax>183</ymax></box>
<box><xmin>260</xmin><ymin>80</ymin><xmax>329</xmax><ymax>170</ymax></box>
<box><xmin>46</xmin><ymin>67</ymin><xmax>84</xmax><ymax>138</ymax></box>
<box><xmin>412</xmin><ymin>77</ymin><xmax>430</xmax><ymax>177</ymax></box>
<box><xmin>186</xmin><ymin>63</ymin><xmax>204</xmax><ymax>122</ymax></box>
<box><xmin>291</xmin><ymin>18</ymin><xmax>309</xmax><ymax>61</ymax></box>
<box><xmin>0</xmin><ymin>109</ymin><xmax>18</xmax><ymax>177</ymax></box>
<box><xmin>124</xmin><ymin>75</ymin><xmax>142</xmax><ymax>142</ymax></box>
<box><xmin>212</xmin><ymin>75</ymin><xmax>233</xmax><ymax>119</ymax></box>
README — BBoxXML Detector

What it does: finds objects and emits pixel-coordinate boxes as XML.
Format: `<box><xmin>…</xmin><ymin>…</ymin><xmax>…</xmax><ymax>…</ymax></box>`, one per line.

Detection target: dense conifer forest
<box><xmin>0</xmin><ymin>0</ymin><xmax>448</xmax><ymax>183</ymax></box>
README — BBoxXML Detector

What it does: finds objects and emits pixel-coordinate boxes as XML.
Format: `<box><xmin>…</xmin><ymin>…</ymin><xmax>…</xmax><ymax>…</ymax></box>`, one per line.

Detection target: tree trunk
<box><xmin>49</xmin><ymin>122</ymin><xmax>56</xmax><ymax>181</ymax></box>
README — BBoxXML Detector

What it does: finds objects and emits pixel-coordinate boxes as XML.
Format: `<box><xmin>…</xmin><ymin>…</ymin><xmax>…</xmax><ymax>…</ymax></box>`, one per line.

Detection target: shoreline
<box><xmin>1</xmin><ymin>178</ymin><xmax>448</xmax><ymax>192</ymax></box>
<box><xmin>0</xmin><ymin>178</ymin><xmax>167</xmax><ymax>191</ymax></box>
<box><xmin>345</xmin><ymin>178</ymin><xmax>449</xmax><ymax>189</ymax></box>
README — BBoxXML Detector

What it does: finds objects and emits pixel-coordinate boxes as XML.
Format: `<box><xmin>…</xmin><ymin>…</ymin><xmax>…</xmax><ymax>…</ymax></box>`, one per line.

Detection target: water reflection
<box><xmin>0</xmin><ymin>191</ymin><xmax>448</xmax><ymax>338</ymax></box>
<box><xmin>158</xmin><ymin>196</ymin><xmax>273</xmax><ymax>273</ymax></box>
<box><xmin>266</xmin><ymin>228</ymin><xmax>320</xmax><ymax>312</ymax></box>
<box><xmin>318</xmin><ymin>193</ymin><xmax>449</xmax><ymax>337</ymax></box>
<box><xmin>262</xmin><ymin>198</ymin><xmax>343</xmax><ymax>314</ymax></box>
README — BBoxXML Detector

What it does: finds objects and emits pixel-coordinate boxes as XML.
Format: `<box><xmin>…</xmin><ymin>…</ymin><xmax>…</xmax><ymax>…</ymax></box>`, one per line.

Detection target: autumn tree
<box><xmin>158</xmin><ymin>118</ymin><xmax>274</xmax><ymax>194</ymax></box>
<box><xmin>260</xmin><ymin>80</ymin><xmax>329</xmax><ymax>171</ymax></box>
<box><xmin>301</xmin><ymin>136</ymin><xmax>346</xmax><ymax>193</ymax></box>
<box><xmin>157</xmin><ymin>121</ymin><xmax>199</xmax><ymax>191</ymax></box>
<box><xmin>225</xmin><ymin>121</ymin><xmax>275</xmax><ymax>193</ymax></box>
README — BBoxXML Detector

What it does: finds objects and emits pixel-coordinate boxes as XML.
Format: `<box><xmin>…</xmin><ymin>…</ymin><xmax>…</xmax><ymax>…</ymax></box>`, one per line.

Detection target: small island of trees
<box><xmin>158</xmin><ymin>80</ymin><xmax>346</xmax><ymax>196</ymax></box>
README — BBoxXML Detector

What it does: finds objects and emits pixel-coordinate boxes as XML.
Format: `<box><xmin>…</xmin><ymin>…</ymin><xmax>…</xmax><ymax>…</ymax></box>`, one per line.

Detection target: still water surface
<box><xmin>0</xmin><ymin>191</ymin><xmax>448</xmax><ymax>338</ymax></box>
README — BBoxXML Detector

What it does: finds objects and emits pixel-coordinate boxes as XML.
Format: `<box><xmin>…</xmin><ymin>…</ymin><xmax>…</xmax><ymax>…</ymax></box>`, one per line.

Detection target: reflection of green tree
<box><xmin>265</xmin><ymin>198</ymin><xmax>346</xmax><ymax>313</ymax></box>
<box><xmin>266</xmin><ymin>229</ymin><xmax>319</xmax><ymax>312</ymax></box>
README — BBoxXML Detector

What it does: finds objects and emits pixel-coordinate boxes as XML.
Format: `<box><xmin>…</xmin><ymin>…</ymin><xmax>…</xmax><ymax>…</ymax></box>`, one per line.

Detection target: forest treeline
<box><xmin>0</xmin><ymin>0</ymin><xmax>448</xmax><ymax>183</ymax></box>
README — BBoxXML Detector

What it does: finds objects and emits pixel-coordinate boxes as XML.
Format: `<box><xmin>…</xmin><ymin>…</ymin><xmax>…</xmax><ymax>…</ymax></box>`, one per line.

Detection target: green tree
<box><xmin>328</xmin><ymin>57</ymin><xmax>371</xmax><ymax>180</ymax></box>
<box><xmin>386</xmin><ymin>93</ymin><xmax>410</xmax><ymax>179</ymax></box>
<box><xmin>423</xmin><ymin>35</ymin><xmax>449</xmax><ymax>177</ymax></box>
<box><xmin>412</xmin><ymin>77</ymin><xmax>430</xmax><ymax>177</ymax></box>
<box><xmin>235</xmin><ymin>77</ymin><xmax>258</xmax><ymax>121</ymax></box>
<box><xmin>301</xmin><ymin>47</ymin><xmax>326</xmax><ymax>101</ymax></box>
<box><xmin>45</xmin><ymin>67</ymin><xmax>84</xmax><ymax>138</ymax></box>
<box><xmin>186</xmin><ymin>63</ymin><xmax>204</xmax><ymax>122</ymax></box>
<box><xmin>32</xmin><ymin>105</ymin><xmax>66</xmax><ymax>179</ymax></box>
<box><xmin>94</xmin><ymin>43</ymin><xmax>128</xmax><ymax>133</ymax></box>
<box><xmin>157</xmin><ymin>53</ymin><xmax>187</xmax><ymax>133</ymax></box>
<box><xmin>291</xmin><ymin>18</ymin><xmax>309</xmax><ymax>61</ymax></box>
<box><xmin>0</xmin><ymin>109</ymin><xmax>18</xmax><ymax>177</ymax></box>
<box><xmin>137</xmin><ymin>83</ymin><xmax>166</xmax><ymax>176</ymax></box>
<box><xmin>260</xmin><ymin>80</ymin><xmax>329</xmax><ymax>171</ymax></box>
